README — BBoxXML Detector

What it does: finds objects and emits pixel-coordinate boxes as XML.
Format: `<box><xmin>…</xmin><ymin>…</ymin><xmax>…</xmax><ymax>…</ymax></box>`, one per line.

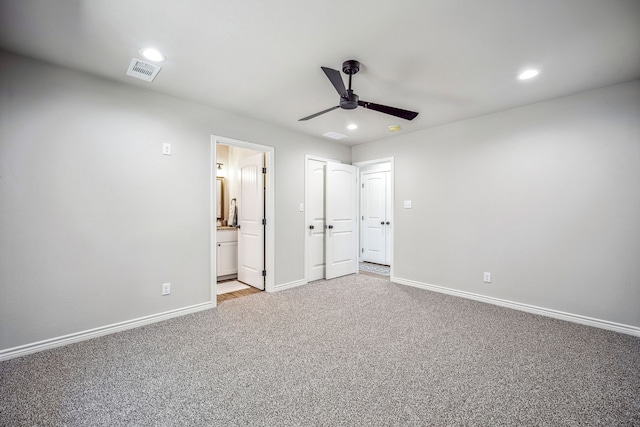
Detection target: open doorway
<box><xmin>211</xmin><ymin>136</ymin><xmax>275</xmax><ymax>304</ymax></box>
<box><xmin>354</xmin><ymin>158</ymin><xmax>394</xmax><ymax>280</ymax></box>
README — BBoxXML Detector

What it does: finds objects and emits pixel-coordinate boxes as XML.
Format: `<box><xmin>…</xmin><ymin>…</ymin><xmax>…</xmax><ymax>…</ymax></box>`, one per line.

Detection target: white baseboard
<box><xmin>392</xmin><ymin>277</ymin><xmax>640</xmax><ymax>337</ymax></box>
<box><xmin>272</xmin><ymin>279</ymin><xmax>307</xmax><ymax>292</ymax></box>
<box><xmin>0</xmin><ymin>301</ymin><xmax>215</xmax><ymax>362</ymax></box>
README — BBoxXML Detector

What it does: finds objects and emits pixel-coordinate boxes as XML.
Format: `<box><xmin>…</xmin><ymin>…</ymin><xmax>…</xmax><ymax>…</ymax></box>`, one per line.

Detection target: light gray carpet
<box><xmin>1</xmin><ymin>274</ymin><xmax>639</xmax><ymax>426</ymax></box>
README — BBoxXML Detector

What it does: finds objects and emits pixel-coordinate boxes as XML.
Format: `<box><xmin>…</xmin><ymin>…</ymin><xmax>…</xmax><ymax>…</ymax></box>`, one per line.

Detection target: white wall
<box><xmin>353</xmin><ymin>80</ymin><xmax>640</xmax><ymax>329</ymax></box>
<box><xmin>0</xmin><ymin>50</ymin><xmax>350</xmax><ymax>352</ymax></box>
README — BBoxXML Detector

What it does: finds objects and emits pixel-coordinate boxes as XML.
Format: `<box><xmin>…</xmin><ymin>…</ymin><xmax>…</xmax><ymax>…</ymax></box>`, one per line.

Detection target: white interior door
<box><xmin>325</xmin><ymin>162</ymin><xmax>358</xmax><ymax>279</ymax></box>
<box><xmin>362</xmin><ymin>171</ymin><xmax>388</xmax><ymax>264</ymax></box>
<box><xmin>306</xmin><ymin>159</ymin><xmax>326</xmax><ymax>281</ymax></box>
<box><xmin>238</xmin><ymin>152</ymin><xmax>265</xmax><ymax>290</ymax></box>
<box><xmin>361</xmin><ymin>169</ymin><xmax>391</xmax><ymax>265</ymax></box>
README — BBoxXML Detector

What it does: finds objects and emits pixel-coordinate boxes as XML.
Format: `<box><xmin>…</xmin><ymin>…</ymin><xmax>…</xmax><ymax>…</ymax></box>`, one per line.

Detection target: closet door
<box><xmin>306</xmin><ymin>159</ymin><xmax>326</xmax><ymax>282</ymax></box>
<box><xmin>325</xmin><ymin>162</ymin><xmax>358</xmax><ymax>279</ymax></box>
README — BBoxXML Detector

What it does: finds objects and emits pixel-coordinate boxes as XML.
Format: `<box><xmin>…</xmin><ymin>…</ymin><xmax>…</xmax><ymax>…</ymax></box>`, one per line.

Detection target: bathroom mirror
<box><xmin>216</xmin><ymin>177</ymin><xmax>225</xmax><ymax>220</ymax></box>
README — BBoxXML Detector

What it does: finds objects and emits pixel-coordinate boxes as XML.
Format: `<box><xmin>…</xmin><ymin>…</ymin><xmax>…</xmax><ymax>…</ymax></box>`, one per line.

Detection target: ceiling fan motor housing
<box><xmin>341</xmin><ymin>89</ymin><xmax>359</xmax><ymax>109</ymax></box>
<box><xmin>342</xmin><ymin>60</ymin><xmax>360</xmax><ymax>75</ymax></box>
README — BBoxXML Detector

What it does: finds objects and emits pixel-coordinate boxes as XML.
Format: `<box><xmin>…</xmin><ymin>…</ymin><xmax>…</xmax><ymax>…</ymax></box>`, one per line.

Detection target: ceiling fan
<box><xmin>299</xmin><ymin>60</ymin><xmax>419</xmax><ymax>122</ymax></box>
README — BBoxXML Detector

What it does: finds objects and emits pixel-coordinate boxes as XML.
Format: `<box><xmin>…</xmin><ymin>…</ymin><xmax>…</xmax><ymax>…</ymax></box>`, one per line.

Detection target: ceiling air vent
<box><xmin>126</xmin><ymin>58</ymin><xmax>161</xmax><ymax>82</ymax></box>
<box><xmin>322</xmin><ymin>131</ymin><xmax>348</xmax><ymax>140</ymax></box>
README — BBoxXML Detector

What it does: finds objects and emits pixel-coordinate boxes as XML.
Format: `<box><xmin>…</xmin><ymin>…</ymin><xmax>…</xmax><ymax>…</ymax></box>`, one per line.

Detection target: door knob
<box><xmin>236</xmin><ymin>225</ymin><xmax>241</xmax><ymax>229</ymax></box>
<box><xmin>386</xmin><ymin>221</ymin><xmax>390</xmax><ymax>225</ymax></box>
<box><xmin>328</xmin><ymin>225</ymin><xmax>334</xmax><ymax>229</ymax></box>
<box><xmin>380</xmin><ymin>221</ymin><xmax>385</xmax><ymax>225</ymax></box>
<box><xmin>309</xmin><ymin>225</ymin><xmax>315</xmax><ymax>230</ymax></box>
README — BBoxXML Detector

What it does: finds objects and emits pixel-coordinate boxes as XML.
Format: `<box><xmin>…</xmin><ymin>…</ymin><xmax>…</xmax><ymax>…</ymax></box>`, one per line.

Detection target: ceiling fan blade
<box><xmin>299</xmin><ymin>105</ymin><xmax>340</xmax><ymax>121</ymax></box>
<box><xmin>321</xmin><ymin>67</ymin><xmax>347</xmax><ymax>97</ymax></box>
<box><xmin>358</xmin><ymin>101</ymin><xmax>419</xmax><ymax>121</ymax></box>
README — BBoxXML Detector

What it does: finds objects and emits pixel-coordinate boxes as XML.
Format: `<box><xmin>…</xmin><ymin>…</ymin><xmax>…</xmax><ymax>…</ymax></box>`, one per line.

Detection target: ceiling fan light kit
<box><xmin>299</xmin><ymin>60</ymin><xmax>419</xmax><ymax>122</ymax></box>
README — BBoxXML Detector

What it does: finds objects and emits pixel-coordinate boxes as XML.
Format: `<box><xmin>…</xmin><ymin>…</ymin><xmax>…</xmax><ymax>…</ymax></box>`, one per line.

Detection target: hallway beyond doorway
<box><xmin>358</xmin><ymin>262</ymin><xmax>390</xmax><ymax>277</ymax></box>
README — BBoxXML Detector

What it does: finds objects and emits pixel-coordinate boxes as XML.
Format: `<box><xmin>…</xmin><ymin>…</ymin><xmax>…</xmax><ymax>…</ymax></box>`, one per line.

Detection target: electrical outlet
<box><xmin>162</xmin><ymin>282</ymin><xmax>171</xmax><ymax>295</ymax></box>
<box><xmin>162</xmin><ymin>143</ymin><xmax>172</xmax><ymax>155</ymax></box>
<box><xmin>483</xmin><ymin>272</ymin><xmax>491</xmax><ymax>283</ymax></box>
<box><xmin>403</xmin><ymin>200</ymin><xmax>412</xmax><ymax>209</ymax></box>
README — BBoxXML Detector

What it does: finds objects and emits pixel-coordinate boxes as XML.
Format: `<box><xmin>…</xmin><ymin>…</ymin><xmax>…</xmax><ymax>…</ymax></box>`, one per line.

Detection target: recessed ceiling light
<box><xmin>140</xmin><ymin>48</ymin><xmax>165</xmax><ymax>62</ymax></box>
<box><xmin>518</xmin><ymin>69</ymin><xmax>539</xmax><ymax>80</ymax></box>
<box><xmin>347</xmin><ymin>124</ymin><xmax>358</xmax><ymax>130</ymax></box>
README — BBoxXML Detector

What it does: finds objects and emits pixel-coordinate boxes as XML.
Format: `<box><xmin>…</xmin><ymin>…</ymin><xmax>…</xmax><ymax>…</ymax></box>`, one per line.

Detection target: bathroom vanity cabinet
<box><xmin>217</xmin><ymin>228</ymin><xmax>238</xmax><ymax>279</ymax></box>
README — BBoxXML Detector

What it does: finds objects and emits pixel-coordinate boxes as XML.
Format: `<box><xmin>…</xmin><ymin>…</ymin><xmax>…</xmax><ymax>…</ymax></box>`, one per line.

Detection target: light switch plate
<box><xmin>299</xmin><ymin>203</ymin><xmax>304</xmax><ymax>212</ymax></box>
<box><xmin>162</xmin><ymin>143</ymin><xmax>172</xmax><ymax>155</ymax></box>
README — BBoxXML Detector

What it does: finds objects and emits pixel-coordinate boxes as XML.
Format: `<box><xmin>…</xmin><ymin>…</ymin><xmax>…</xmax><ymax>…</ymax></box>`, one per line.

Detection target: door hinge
<box><xmin>262</xmin><ymin>218</ymin><xmax>266</xmax><ymax>225</ymax></box>
<box><xmin>362</xmin><ymin>183</ymin><xmax>364</xmax><ymax>188</ymax></box>
<box><xmin>262</xmin><ymin>167</ymin><xmax>267</xmax><ymax>173</ymax></box>
<box><xmin>361</xmin><ymin>248</ymin><xmax>364</xmax><ymax>253</ymax></box>
<box><xmin>262</xmin><ymin>270</ymin><xmax>267</xmax><ymax>277</ymax></box>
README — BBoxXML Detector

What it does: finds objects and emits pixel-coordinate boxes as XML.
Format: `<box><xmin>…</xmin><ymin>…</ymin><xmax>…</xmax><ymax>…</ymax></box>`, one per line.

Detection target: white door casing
<box><xmin>306</xmin><ymin>159</ymin><xmax>326</xmax><ymax>282</ymax></box>
<box><xmin>384</xmin><ymin>169</ymin><xmax>391</xmax><ymax>264</ymax></box>
<box><xmin>325</xmin><ymin>161</ymin><xmax>358</xmax><ymax>280</ymax></box>
<box><xmin>238</xmin><ymin>152</ymin><xmax>265</xmax><ymax>290</ymax></box>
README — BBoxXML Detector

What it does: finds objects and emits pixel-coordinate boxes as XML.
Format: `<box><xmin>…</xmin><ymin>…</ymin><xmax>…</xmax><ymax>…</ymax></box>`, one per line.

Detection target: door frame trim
<box><xmin>211</xmin><ymin>135</ymin><xmax>275</xmax><ymax>301</ymax></box>
<box><xmin>353</xmin><ymin>157</ymin><xmax>395</xmax><ymax>280</ymax></box>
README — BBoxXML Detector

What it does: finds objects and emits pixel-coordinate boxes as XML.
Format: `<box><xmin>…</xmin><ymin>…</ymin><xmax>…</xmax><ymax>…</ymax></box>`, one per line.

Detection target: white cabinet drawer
<box><xmin>217</xmin><ymin>229</ymin><xmax>238</xmax><ymax>243</ymax></box>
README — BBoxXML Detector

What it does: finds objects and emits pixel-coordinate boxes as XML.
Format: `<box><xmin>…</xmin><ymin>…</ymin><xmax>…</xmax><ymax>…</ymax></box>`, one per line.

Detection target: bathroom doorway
<box><xmin>211</xmin><ymin>136</ymin><xmax>274</xmax><ymax>304</ymax></box>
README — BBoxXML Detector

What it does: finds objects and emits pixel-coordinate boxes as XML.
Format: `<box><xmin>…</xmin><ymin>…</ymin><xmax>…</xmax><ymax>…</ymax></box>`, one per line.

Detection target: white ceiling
<box><xmin>1</xmin><ymin>0</ymin><xmax>639</xmax><ymax>146</ymax></box>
